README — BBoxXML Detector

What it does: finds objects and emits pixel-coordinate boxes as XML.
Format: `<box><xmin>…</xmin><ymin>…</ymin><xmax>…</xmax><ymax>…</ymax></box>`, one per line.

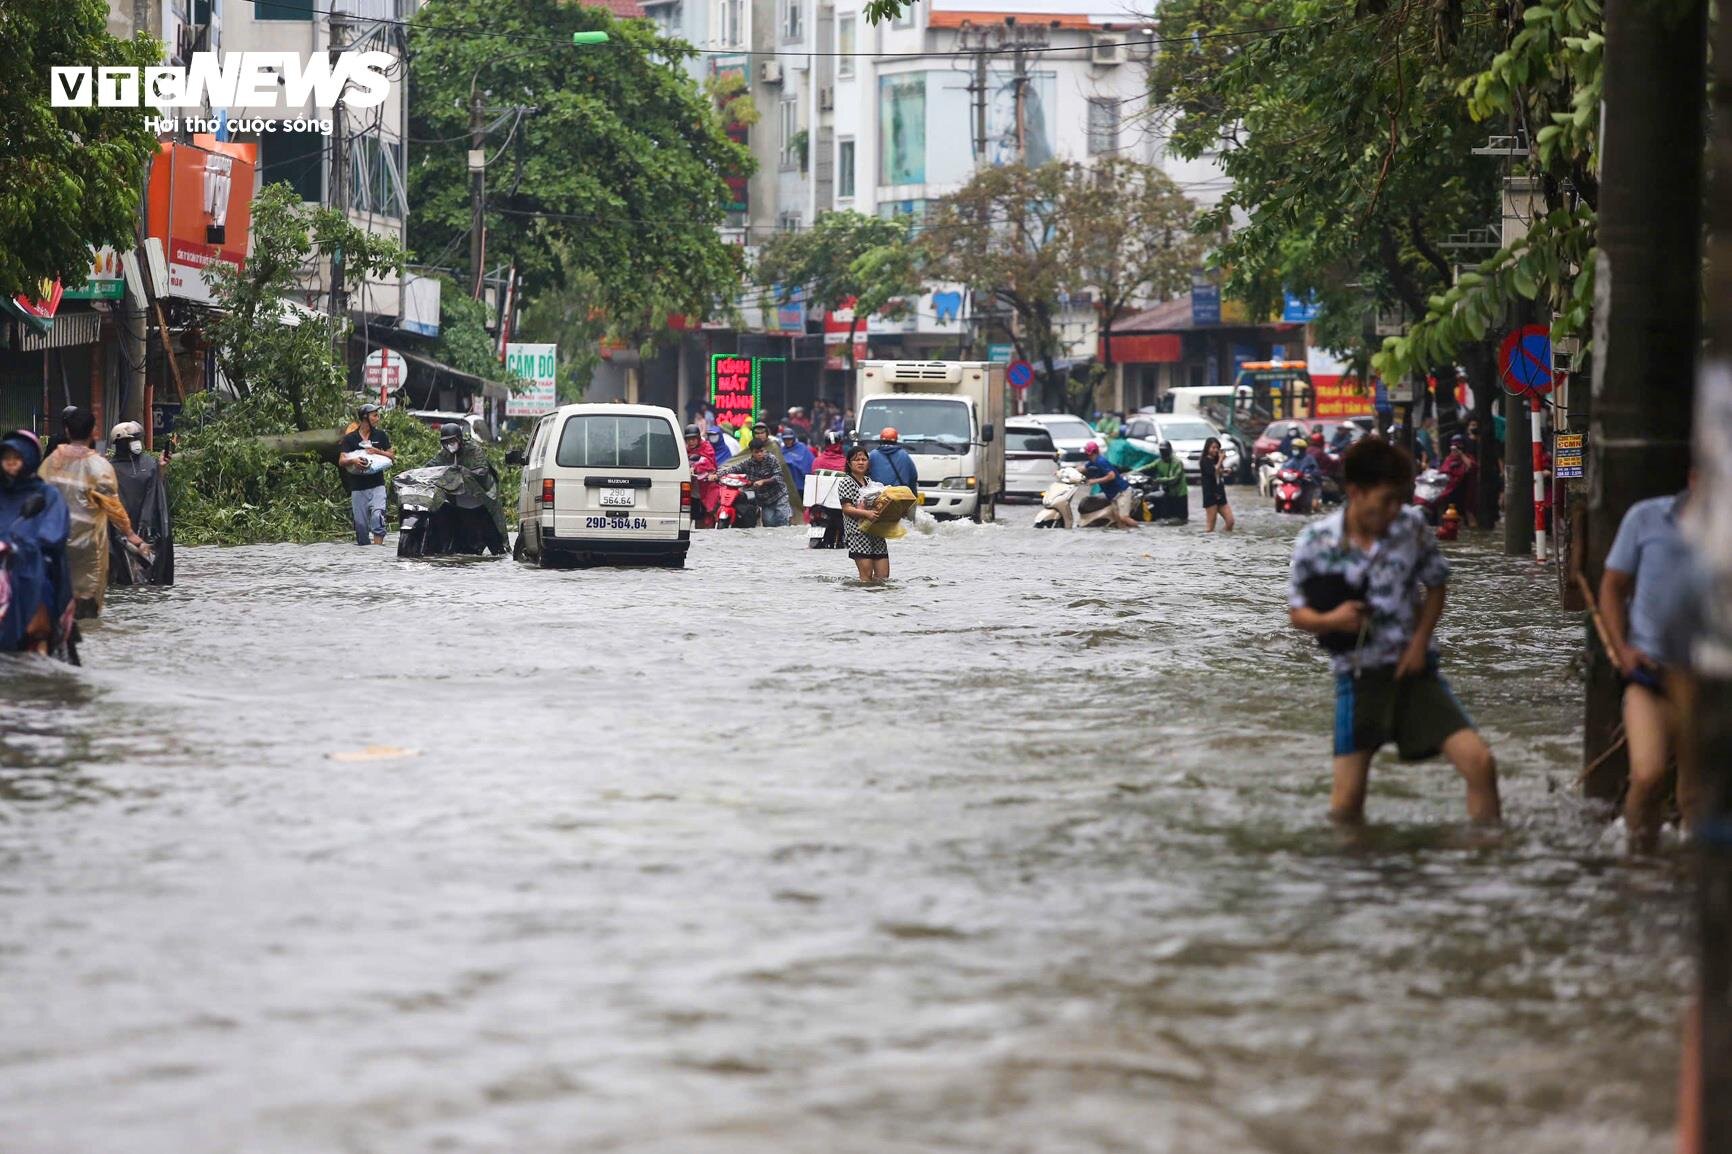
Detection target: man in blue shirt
<box><xmin>1078</xmin><ymin>441</ymin><xmax>1136</xmax><ymax>529</ymax></box>
<box><xmin>1599</xmin><ymin>474</ymin><xmax>1700</xmax><ymax>851</ymax></box>
<box><xmin>867</xmin><ymin>427</ymin><xmax>920</xmax><ymax>489</ymax></box>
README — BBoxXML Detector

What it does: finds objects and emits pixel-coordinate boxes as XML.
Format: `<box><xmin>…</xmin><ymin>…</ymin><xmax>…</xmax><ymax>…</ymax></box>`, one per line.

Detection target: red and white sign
<box><xmin>823</xmin><ymin>298</ymin><xmax>868</xmax><ymax>370</ymax></box>
<box><xmin>363</xmin><ymin>348</ymin><xmax>408</xmax><ymax>405</ymax></box>
<box><xmin>1306</xmin><ymin>346</ymin><xmax>1375</xmax><ymax>418</ymax></box>
<box><xmin>12</xmin><ymin>278</ymin><xmax>64</xmax><ymax>323</ymax></box>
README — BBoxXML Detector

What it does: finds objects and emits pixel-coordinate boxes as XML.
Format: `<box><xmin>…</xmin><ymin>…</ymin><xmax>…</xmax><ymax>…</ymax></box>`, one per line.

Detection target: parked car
<box><xmin>1121</xmin><ymin>415</ymin><xmax>1241</xmax><ymax>482</ymax></box>
<box><xmin>508</xmin><ymin>403</ymin><xmax>691</xmax><ymax>568</ymax></box>
<box><xmin>1003</xmin><ymin>420</ymin><xmax>1060</xmax><ymax>501</ymax></box>
<box><xmin>1021</xmin><ymin>412</ymin><xmax>1098</xmax><ymax>456</ymax></box>
<box><xmin>407</xmin><ymin>409</ymin><xmax>494</xmax><ymax>444</ymax></box>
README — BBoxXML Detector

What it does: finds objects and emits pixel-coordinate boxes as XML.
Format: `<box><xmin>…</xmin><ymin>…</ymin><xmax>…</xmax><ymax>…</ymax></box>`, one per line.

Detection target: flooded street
<box><xmin>0</xmin><ymin>499</ymin><xmax>1687</xmax><ymax>1153</ymax></box>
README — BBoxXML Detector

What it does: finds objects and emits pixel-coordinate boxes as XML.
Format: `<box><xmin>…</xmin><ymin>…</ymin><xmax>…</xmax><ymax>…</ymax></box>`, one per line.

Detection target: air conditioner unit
<box><xmin>1091</xmin><ymin>35</ymin><xmax>1121</xmax><ymax>66</ymax></box>
<box><xmin>818</xmin><ymin>86</ymin><xmax>834</xmax><ymax>110</ymax></box>
<box><xmin>760</xmin><ymin>61</ymin><xmax>783</xmax><ymax>85</ymax></box>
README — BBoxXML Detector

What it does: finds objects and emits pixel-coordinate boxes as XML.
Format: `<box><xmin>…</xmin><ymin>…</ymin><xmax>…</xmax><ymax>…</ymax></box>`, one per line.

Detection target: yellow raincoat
<box><xmin>39</xmin><ymin>445</ymin><xmax>133</xmax><ymax>615</ymax></box>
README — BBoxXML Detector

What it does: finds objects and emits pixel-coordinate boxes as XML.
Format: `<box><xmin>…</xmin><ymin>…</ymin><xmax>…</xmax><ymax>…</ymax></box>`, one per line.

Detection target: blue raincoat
<box><xmin>780</xmin><ymin>439</ymin><xmax>815</xmax><ymax>494</ymax></box>
<box><xmin>0</xmin><ymin>430</ymin><xmax>73</xmax><ymax>653</ymax></box>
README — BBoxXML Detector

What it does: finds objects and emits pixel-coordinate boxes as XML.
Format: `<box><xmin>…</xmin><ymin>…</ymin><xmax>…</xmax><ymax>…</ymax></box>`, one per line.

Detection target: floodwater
<box><xmin>0</xmin><ymin>498</ymin><xmax>1687</xmax><ymax>1153</ymax></box>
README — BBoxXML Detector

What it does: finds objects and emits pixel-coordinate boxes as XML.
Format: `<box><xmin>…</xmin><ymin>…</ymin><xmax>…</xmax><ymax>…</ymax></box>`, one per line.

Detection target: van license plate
<box><xmin>600</xmin><ymin>489</ymin><xmax>635</xmax><ymax>507</ymax></box>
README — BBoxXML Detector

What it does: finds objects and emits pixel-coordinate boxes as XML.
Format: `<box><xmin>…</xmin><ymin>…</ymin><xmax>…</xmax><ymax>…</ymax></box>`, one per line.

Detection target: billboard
<box><xmin>145</xmin><ymin>142</ymin><xmax>255</xmax><ymax>304</ymax></box>
<box><xmin>710</xmin><ymin>354</ymin><xmax>759</xmax><ymax>430</ymax></box>
<box><xmin>504</xmin><ymin>342</ymin><xmax>557</xmax><ymax>418</ymax></box>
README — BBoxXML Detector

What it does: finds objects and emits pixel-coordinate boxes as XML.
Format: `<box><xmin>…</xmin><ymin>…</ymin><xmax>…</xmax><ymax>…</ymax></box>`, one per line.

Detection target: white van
<box><xmin>510</xmin><ymin>403</ymin><xmax>691</xmax><ymax>568</ymax></box>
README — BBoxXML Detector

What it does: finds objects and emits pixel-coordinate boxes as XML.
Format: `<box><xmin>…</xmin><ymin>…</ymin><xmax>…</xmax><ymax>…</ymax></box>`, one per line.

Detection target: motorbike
<box><xmin>1256</xmin><ymin>452</ymin><xmax>1286</xmax><ymax>498</ymax></box>
<box><xmin>394</xmin><ymin>465</ymin><xmax>508</xmax><ymax>557</ymax></box>
<box><xmin>713</xmin><ymin>472</ymin><xmax>762</xmax><ymax>529</ymax></box>
<box><xmin>1273</xmin><ymin>465</ymin><xmax>1320</xmax><ymax>515</ymax></box>
<box><xmin>1412</xmin><ymin>467</ymin><xmax>1456</xmax><ymax>524</ymax></box>
<box><xmin>1033</xmin><ymin>466</ymin><xmax>1118</xmax><ymax>528</ymax></box>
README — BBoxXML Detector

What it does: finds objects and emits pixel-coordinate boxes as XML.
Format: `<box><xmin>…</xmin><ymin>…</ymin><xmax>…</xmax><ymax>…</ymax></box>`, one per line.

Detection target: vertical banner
<box><xmin>504</xmin><ymin>342</ymin><xmax>558</xmax><ymax>417</ymax></box>
<box><xmin>710</xmin><ymin>354</ymin><xmax>759</xmax><ymax>430</ymax></box>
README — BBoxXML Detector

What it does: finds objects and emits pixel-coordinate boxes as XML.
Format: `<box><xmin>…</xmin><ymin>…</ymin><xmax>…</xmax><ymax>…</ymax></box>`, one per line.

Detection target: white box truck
<box><xmin>855</xmin><ymin>360</ymin><xmax>1007</xmax><ymax>522</ymax></box>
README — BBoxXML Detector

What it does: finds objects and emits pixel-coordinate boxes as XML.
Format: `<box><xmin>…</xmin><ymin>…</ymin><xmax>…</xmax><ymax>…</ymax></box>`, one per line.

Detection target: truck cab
<box><xmin>854</xmin><ymin>361</ymin><xmax>1007</xmax><ymax>521</ymax></box>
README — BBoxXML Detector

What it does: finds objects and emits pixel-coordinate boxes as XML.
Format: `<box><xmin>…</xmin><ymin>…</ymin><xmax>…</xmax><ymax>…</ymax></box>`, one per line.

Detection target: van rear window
<box><xmin>555</xmin><ymin>415</ymin><xmax>681</xmax><ymax>469</ymax></box>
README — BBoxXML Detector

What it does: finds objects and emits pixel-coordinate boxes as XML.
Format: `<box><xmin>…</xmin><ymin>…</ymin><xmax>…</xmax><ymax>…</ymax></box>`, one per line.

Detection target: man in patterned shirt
<box><xmin>1287</xmin><ymin>437</ymin><xmax>1501</xmax><ymax>825</ymax></box>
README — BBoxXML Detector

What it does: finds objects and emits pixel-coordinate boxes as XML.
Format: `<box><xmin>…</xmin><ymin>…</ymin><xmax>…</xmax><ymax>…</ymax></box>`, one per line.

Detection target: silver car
<box><xmin>1003</xmin><ymin>420</ymin><xmax>1060</xmax><ymax>501</ymax></box>
<box><xmin>1122</xmin><ymin>415</ymin><xmax>1241</xmax><ymax>481</ymax></box>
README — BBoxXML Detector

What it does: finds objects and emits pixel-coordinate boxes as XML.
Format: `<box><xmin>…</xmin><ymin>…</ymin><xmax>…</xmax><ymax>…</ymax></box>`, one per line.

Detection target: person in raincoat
<box><xmin>0</xmin><ymin>429</ymin><xmax>73</xmax><ymax>656</ymax></box>
<box><xmin>427</xmin><ymin>422</ymin><xmax>509</xmax><ymax>549</ymax></box>
<box><xmin>106</xmin><ymin>421</ymin><xmax>173</xmax><ymax>587</ymax></box>
<box><xmin>39</xmin><ymin>408</ymin><xmax>143</xmax><ymax>619</ymax></box>
<box><xmin>779</xmin><ymin>428</ymin><xmax>814</xmax><ymax>495</ymax></box>
<box><xmin>685</xmin><ymin>423</ymin><xmax>722</xmax><ymax>526</ymax></box>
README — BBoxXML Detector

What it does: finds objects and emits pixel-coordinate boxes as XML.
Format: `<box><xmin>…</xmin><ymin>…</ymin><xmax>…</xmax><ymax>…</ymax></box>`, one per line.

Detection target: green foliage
<box><xmin>515</xmin><ymin>259</ymin><xmax>607</xmax><ymax>402</ymax></box>
<box><xmin>408</xmin><ymin>0</ymin><xmax>751</xmax><ymax>335</ymax></box>
<box><xmin>754</xmin><ymin>211</ymin><xmax>924</xmax><ymax>366</ymax></box>
<box><xmin>166</xmin><ymin>402</ymin><xmax>525</xmax><ymax>546</ymax></box>
<box><xmin>862</xmin><ymin>0</ymin><xmax>916</xmax><ymax>24</ymax></box>
<box><xmin>1153</xmin><ymin>0</ymin><xmax>1503</xmax><ymax>385</ymax></box>
<box><xmin>1375</xmin><ymin>0</ymin><xmax>1603</xmax><ymax>380</ymax></box>
<box><xmin>0</xmin><ymin>0</ymin><xmax>161</xmax><ymax>298</ymax></box>
<box><xmin>204</xmin><ymin>184</ymin><xmax>404</xmax><ymax>430</ymax></box>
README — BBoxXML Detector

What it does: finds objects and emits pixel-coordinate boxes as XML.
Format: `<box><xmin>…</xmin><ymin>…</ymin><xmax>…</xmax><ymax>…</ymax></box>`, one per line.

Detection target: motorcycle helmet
<box><xmin>684</xmin><ymin>423</ymin><xmax>702</xmax><ymax>439</ymax></box>
<box><xmin>1309</xmin><ymin>432</ymin><xmax>1325</xmax><ymax>446</ymax></box>
<box><xmin>1158</xmin><ymin>440</ymin><xmax>1174</xmax><ymax>458</ymax></box>
<box><xmin>824</xmin><ymin>429</ymin><xmax>843</xmax><ymax>447</ymax></box>
<box><xmin>1083</xmin><ymin>441</ymin><xmax>1100</xmax><ymax>455</ymax></box>
<box><xmin>879</xmin><ymin>427</ymin><xmax>899</xmax><ymax>442</ymax></box>
<box><xmin>359</xmin><ymin>402</ymin><xmax>383</xmax><ymax>418</ymax></box>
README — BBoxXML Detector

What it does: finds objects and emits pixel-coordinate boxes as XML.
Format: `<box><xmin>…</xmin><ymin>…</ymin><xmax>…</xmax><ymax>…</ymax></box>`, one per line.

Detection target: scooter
<box><xmin>1412</xmin><ymin>468</ymin><xmax>1457</xmax><ymax>524</ymax></box>
<box><xmin>395</xmin><ymin>465</ymin><xmax>508</xmax><ymax>557</ymax></box>
<box><xmin>1273</xmin><ymin>465</ymin><xmax>1319</xmax><ymax>515</ymax></box>
<box><xmin>1256</xmin><ymin>452</ymin><xmax>1286</xmax><ymax>498</ymax></box>
<box><xmin>713</xmin><ymin>473</ymin><xmax>761</xmax><ymax>528</ymax></box>
<box><xmin>1033</xmin><ymin>466</ymin><xmax>1118</xmax><ymax>528</ymax></box>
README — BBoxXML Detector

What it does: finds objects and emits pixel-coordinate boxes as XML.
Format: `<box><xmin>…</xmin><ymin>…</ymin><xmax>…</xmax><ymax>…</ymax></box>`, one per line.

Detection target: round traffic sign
<box><xmin>1498</xmin><ymin>325</ymin><xmax>1553</xmax><ymax>395</ymax></box>
<box><xmin>1006</xmin><ymin>359</ymin><xmax>1034</xmax><ymax>390</ymax></box>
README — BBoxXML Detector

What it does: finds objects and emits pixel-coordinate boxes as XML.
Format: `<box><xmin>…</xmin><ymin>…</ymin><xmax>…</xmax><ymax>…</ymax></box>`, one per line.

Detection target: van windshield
<box><xmin>555</xmin><ymin>414</ymin><xmax>681</xmax><ymax>469</ymax></box>
<box><xmin>858</xmin><ymin>398</ymin><xmax>970</xmax><ymax>453</ymax></box>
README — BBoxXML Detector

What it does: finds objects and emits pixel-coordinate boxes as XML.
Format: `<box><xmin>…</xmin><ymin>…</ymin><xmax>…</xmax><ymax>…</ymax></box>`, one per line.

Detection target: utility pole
<box><xmin>961</xmin><ymin>23</ymin><xmax>988</xmax><ymax>164</ymax></box>
<box><xmin>468</xmin><ymin>84</ymin><xmax>486</xmax><ymax>301</ymax></box>
<box><xmin>327</xmin><ymin>6</ymin><xmax>349</xmax><ymax>358</ymax></box>
<box><xmin>1689</xmin><ymin>0</ymin><xmax>1732</xmax><ymax>1140</ymax></box>
<box><xmin>1580</xmin><ymin>0</ymin><xmax>1707</xmax><ymax>797</ymax></box>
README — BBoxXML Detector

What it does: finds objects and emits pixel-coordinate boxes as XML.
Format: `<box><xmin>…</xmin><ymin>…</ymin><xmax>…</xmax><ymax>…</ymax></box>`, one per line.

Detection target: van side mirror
<box><xmin>504</xmin><ymin>449</ymin><xmax>526</xmax><ymax>466</ymax></box>
<box><xmin>981</xmin><ymin>424</ymin><xmax>995</xmax><ymax>443</ymax></box>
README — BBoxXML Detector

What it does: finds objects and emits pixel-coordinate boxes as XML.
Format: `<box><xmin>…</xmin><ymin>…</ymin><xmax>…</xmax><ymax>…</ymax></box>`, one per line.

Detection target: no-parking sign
<box><xmin>1006</xmin><ymin>360</ymin><xmax>1034</xmax><ymax>390</ymax></box>
<box><xmin>1499</xmin><ymin>326</ymin><xmax>1554</xmax><ymax>395</ymax></box>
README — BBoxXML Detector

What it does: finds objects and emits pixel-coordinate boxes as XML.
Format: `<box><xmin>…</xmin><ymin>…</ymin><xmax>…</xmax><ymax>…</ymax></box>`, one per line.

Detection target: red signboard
<box><xmin>146</xmin><ymin>142</ymin><xmax>255</xmax><ymax>305</ymax></box>
<box><xmin>1313</xmin><ymin>376</ymin><xmax>1376</xmax><ymax>418</ymax></box>
<box><xmin>1101</xmin><ymin>333</ymin><xmax>1181</xmax><ymax>363</ymax></box>
<box><xmin>710</xmin><ymin>354</ymin><xmax>758</xmax><ymax>430</ymax></box>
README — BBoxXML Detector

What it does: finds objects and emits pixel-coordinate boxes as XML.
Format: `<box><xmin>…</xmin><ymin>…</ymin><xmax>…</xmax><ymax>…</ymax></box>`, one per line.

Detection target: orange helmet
<box><xmin>879</xmin><ymin>427</ymin><xmax>899</xmax><ymax>442</ymax></box>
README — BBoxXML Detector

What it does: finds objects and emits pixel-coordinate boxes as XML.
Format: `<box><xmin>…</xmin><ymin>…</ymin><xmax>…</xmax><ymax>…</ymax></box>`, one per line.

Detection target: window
<box><xmin>777</xmin><ymin>211</ymin><xmax>802</xmax><ymax>232</ymax></box>
<box><xmin>892</xmin><ymin>2</ymin><xmax>913</xmax><ymax>28</ymax></box>
<box><xmin>837</xmin><ymin>138</ymin><xmax>855</xmax><ymax>199</ymax></box>
<box><xmin>836</xmin><ymin>15</ymin><xmax>855</xmax><ymax>78</ymax></box>
<box><xmin>782</xmin><ymin>0</ymin><xmax>802</xmax><ymax>41</ymax></box>
<box><xmin>255</xmin><ymin>0</ymin><xmax>314</xmax><ymax>17</ymax></box>
<box><xmin>1087</xmin><ymin>98</ymin><xmax>1119</xmax><ymax>156</ymax></box>
<box><xmin>877</xmin><ymin>74</ymin><xmax>925</xmax><ymax>185</ymax></box>
<box><xmin>258</xmin><ymin>128</ymin><xmax>323</xmax><ymax>203</ymax></box>
<box><xmin>555</xmin><ymin>415</ymin><xmax>681</xmax><ymax>469</ymax></box>
<box><xmin>778</xmin><ymin>97</ymin><xmax>800</xmax><ymax>170</ymax></box>
<box><xmin>718</xmin><ymin>0</ymin><xmax>742</xmax><ymax>48</ymax></box>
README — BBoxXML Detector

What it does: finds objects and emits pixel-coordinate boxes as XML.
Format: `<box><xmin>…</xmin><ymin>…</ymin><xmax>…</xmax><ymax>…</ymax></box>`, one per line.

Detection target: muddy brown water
<box><xmin>0</xmin><ymin>499</ymin><xmax>1685</xmax><ymax>1152</ymax></box>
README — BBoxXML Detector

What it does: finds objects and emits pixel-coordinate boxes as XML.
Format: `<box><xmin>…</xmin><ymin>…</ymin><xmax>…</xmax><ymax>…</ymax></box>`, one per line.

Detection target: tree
<box><xmin>754</xmin><ymin>211</ymin><xmax>924</xmax><ymax>371</ymax></box>
<box><xmin>204</xmin><ymin>184</ymin><xmax>404</xmax><ymax>431</ymax></box>
<box><xmin>1061</xmin><ymin>157</ymin><xmax>1203</xmax><ymax>406</ymax></box>
<box><xmin>922</xmin><ymin>162</ymin><xmax>1072</xmax><ymax>409</ymax></box>
<box><xmin>0</xmin><ymin>0</ymin><xmax>160</xmax><ymax>298</ymax></box>
<box><xmin>408</xmin><ymin>0</ymin><xmax>751</xmax><ymax>337</ymax></box>
<box><xmin>922</xmin><ymin>159</ymin><xmax>1199</xmax><ymax>414</ymax></box>
<box><xmin>1151</xmin><ymin>0</ymin><xmax>1506</xmax><ymax>515</ymax></box>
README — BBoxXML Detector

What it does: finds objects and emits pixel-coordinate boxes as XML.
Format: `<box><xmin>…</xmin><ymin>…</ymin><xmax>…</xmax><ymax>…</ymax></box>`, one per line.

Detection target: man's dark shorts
<box><xmin>1334</xmin><ymin>664</ymin><xmax>1475</xmax><ymax>760</ymax></box>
